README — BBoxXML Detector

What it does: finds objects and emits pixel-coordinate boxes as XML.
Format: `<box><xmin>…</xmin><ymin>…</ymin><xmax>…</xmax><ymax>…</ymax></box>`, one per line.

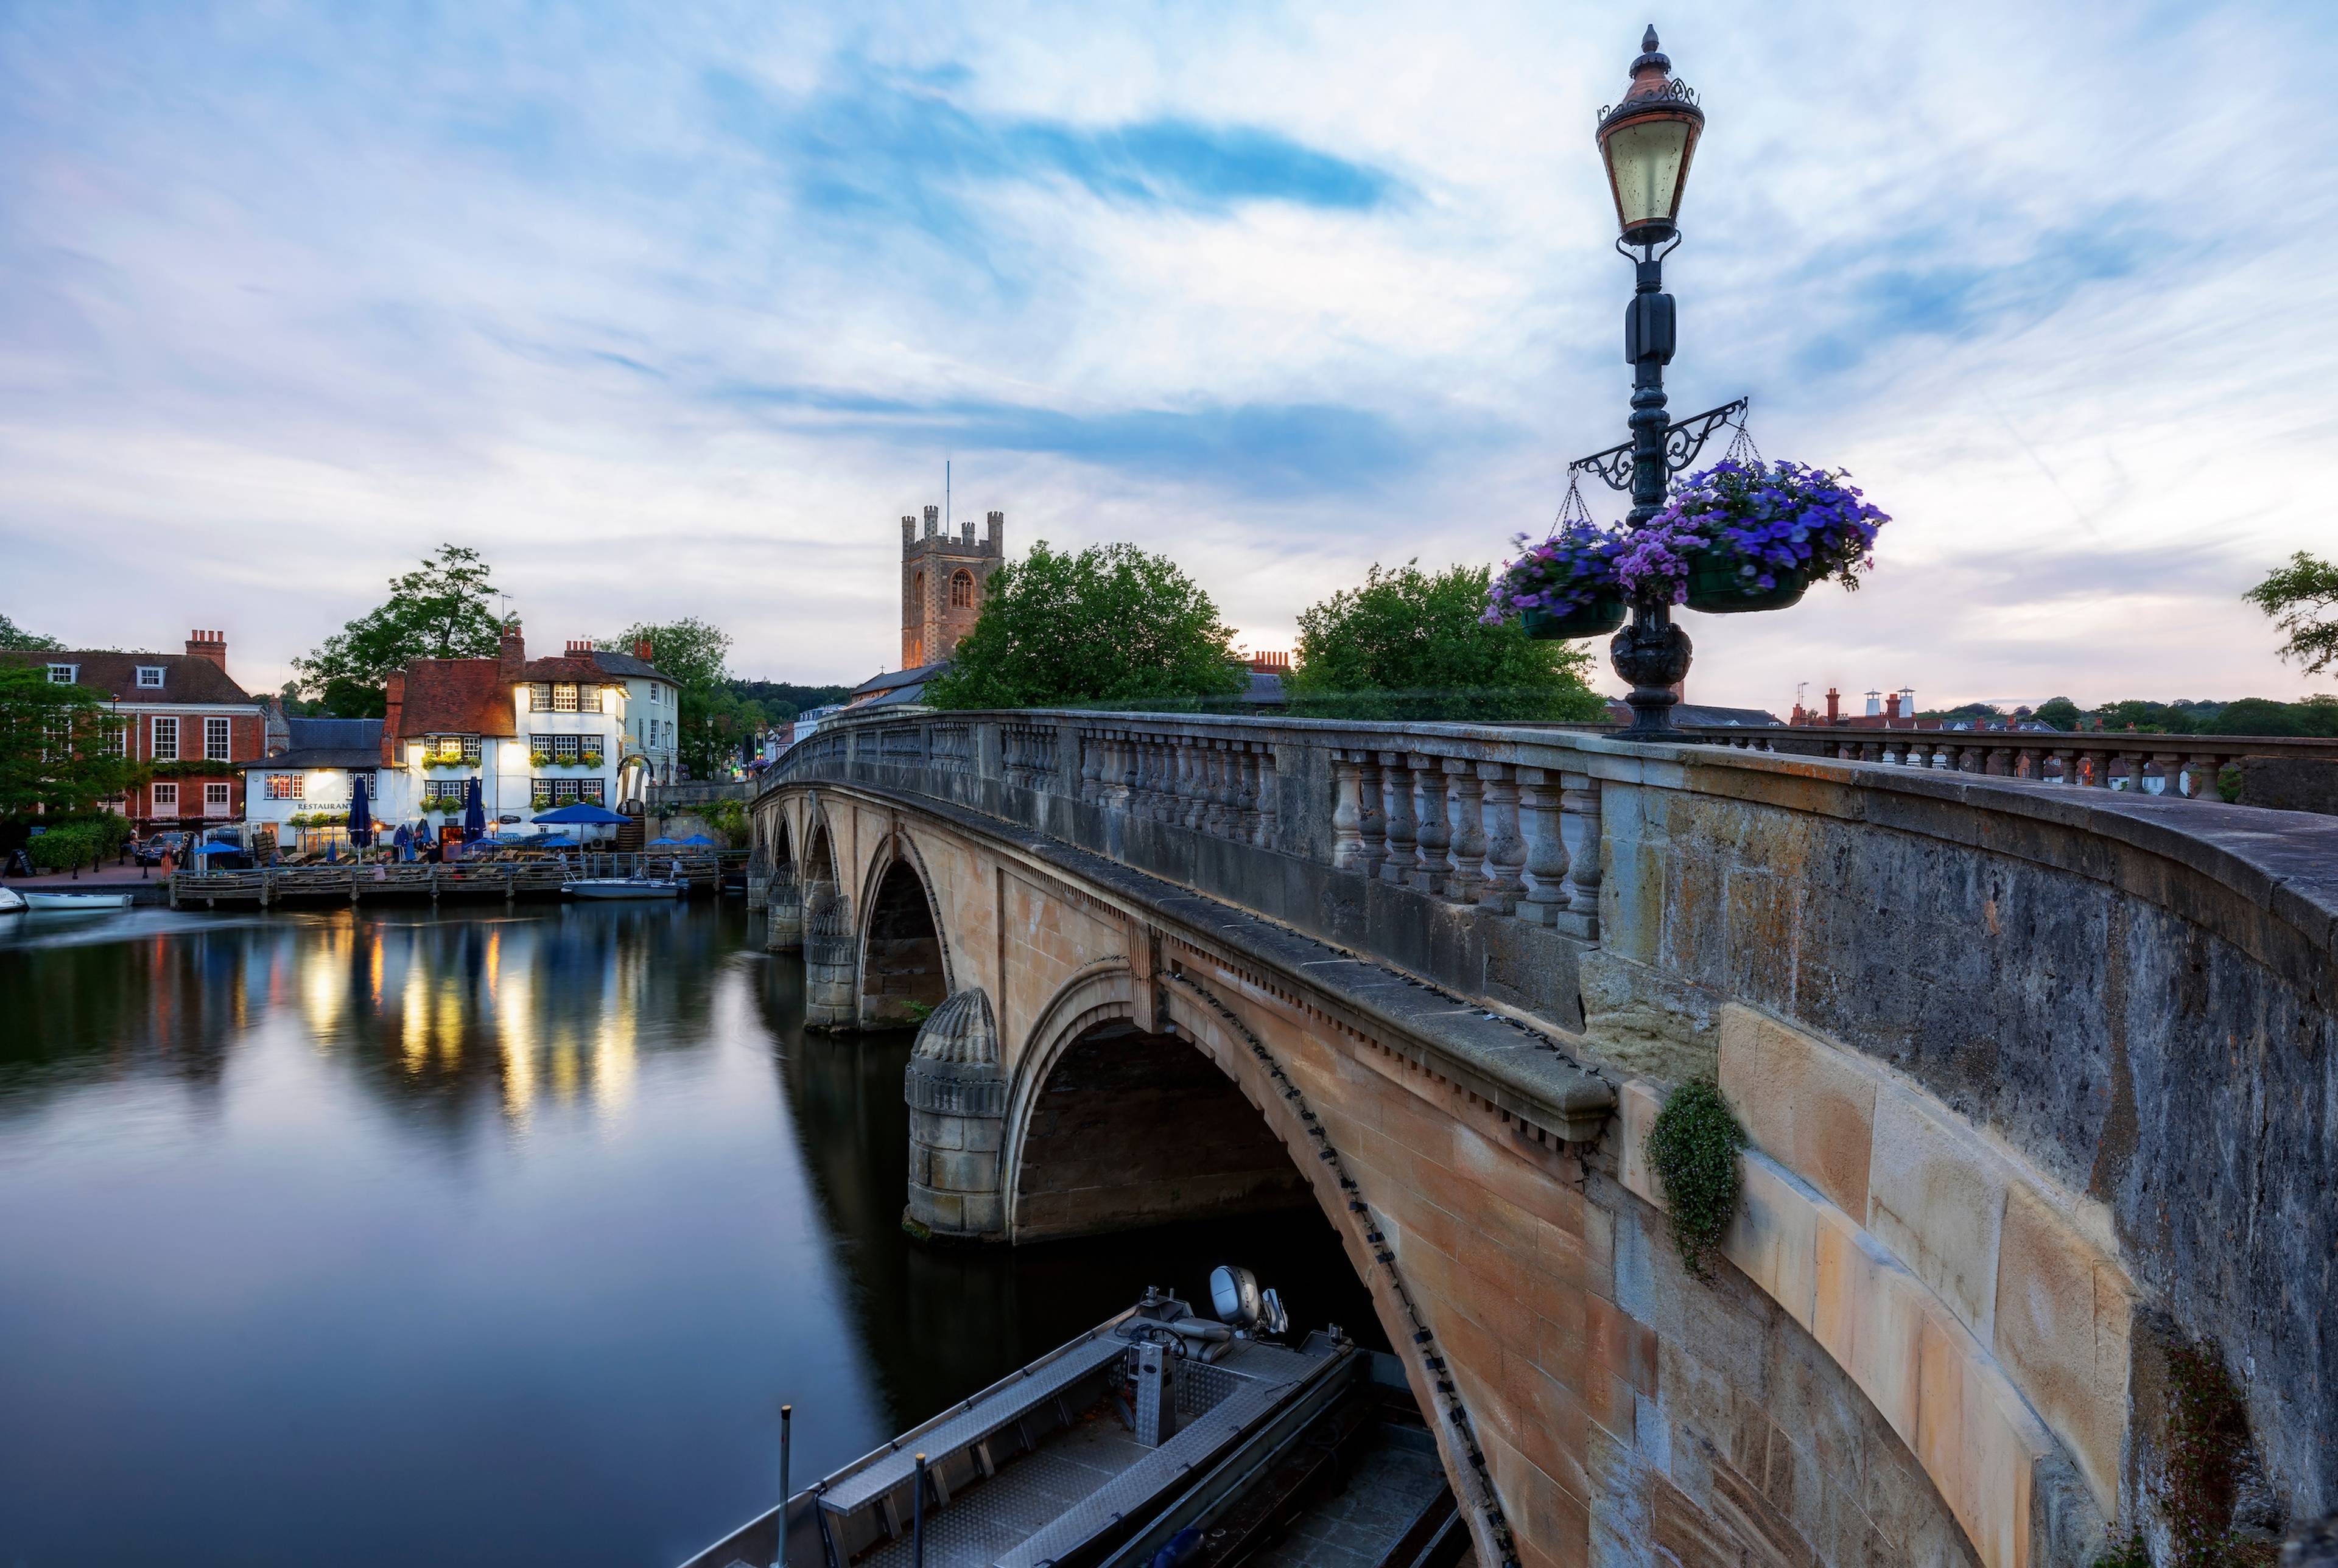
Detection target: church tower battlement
<box><xmin>901</xmin><ymin>505</ymin><xmax>1003</xmax><ymax>670</ymax></box>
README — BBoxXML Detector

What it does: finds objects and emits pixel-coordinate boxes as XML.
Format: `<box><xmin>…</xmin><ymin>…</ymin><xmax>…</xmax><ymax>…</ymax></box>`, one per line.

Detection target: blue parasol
<box><xmin>530</xmin><ymin>803</ymin><xmax>630</xmax><ymax>825</ymax></box>
<box><xmin>530</xmin><ymin>833</ymin><xmax>578</xmax><ymax>848</ymax></box>
<box><xmin>647</xmin><ymin>836</ymin><xmax>681</xmax><ymax>845</ymax></box>
<box><xmin>677</xmin><ymin>833</ymin><xmax>716</xmax><ymax>845</ymax></box>
<box><xmin>463</xmin><ymin>776</ymin><xmax>486</xmax><ymax>842</ymax></box>
<box><xmin>348</xmin><ymin>774</ymin><xmax>374</xmax><ymax>848</ymax></box>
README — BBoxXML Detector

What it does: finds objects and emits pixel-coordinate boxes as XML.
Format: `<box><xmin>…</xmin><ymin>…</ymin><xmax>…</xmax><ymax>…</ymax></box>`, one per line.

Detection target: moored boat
<box><xmin>0</xmin><ymin>885</ymin><xmax>24</xmax><ymax>913</ymax></box>
<box><xmin>22</xmin><ymin>889</ymin><xmax>135</xmax><ymax>912</ymax></box>
<box><xmin>563</xmin><ymin>877</ymin><xmax>684</xmax><ymax>900</ymax></box>
<box><xmin>680</xmin><ymin>1267</ymin><xmax>1461</xmax><ymax>1568</ymax></box>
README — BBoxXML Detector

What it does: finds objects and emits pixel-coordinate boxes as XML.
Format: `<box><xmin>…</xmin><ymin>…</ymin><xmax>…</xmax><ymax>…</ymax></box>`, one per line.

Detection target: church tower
<box><xmin>901</xmin><ymin>505</ymin><xmax>1004</xmax><ymax>670</ymax></box>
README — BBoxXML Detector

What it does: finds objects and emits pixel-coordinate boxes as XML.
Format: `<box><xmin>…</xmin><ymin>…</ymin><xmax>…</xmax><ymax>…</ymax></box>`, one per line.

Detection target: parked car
<box><xmin>134</xmin><ymin>831</ymin><xmax>189</xmax><ymax>866</ymax></box>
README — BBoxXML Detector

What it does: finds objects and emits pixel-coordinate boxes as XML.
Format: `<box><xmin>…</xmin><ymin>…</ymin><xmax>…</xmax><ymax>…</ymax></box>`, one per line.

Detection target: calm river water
<box><xmin>0</xmin><ymin>900</ymin><xmax>1371</xmax><ymax>1567</ymax></box>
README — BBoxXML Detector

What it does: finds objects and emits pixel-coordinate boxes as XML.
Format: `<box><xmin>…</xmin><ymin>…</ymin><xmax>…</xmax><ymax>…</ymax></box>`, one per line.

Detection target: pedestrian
<box><xmin>159</xmin><ymin>844</ymin><xmax>176</xmax><ymax>877</ymax></box>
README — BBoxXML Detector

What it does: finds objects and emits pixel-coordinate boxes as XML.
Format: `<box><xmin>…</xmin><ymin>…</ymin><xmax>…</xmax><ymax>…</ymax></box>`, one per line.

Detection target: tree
<box><xmin>2245</xmin><ymin>551</ymin><xmax>2338</xmax><ymax>674</ymax></box>
<box><xmin>925</xmin><ymin>542</ymin><xmax>1246</xmax><ymax>710</ymax></box>
<box><xmin>2032</xmin><ymin>696</ymin><xmax>2082</xmax><ymax>731</ymax></box>
<box><xmin>605</xmin><ymin>618</ymin><xmax>735</xmax><ymax>779</ymax></box>
<box><xmin>293</xmin><ymin>545</ymin><xmax>508</xmax><ymax>709</ymax></box>
<box><xmin>0</xmin><ymin>663</ymin><xmax>142</xmax><ymax>815</ymax></box>
<box><xmin>1285</xmin><ymin>562</ymin><xmax>1606</xmax><ymax>723</ymax></box>
<box><xmin>0</xmin><ymin>612</ymin><xmax>63</xmax><ymax>651</ymax></box>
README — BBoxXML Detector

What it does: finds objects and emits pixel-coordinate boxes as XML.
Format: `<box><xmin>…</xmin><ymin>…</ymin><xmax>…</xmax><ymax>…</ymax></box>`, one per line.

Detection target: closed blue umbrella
<box><xmin>463</xmin><ymin>777</ymin><xmax>486</xmax><ymax>843</ymax></box>
<box><xmin>348</xmin><ymin>774</ymin><xmax>374</xmax><ymax>849</ymax></box>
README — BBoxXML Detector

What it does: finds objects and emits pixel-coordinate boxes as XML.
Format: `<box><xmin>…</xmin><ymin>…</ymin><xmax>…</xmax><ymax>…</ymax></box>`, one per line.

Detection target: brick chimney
<box><xmin>1825</xmin><ymin>687</ymin><xmax>1841</xmax><ymax>724</ymax></box>
<box><xmin>565</xmin><ymin>639</ymin><xmax>591</xmax><ymax>657</ymax></box>
<box><xmin>499</xmin><ymin>623</ymin><xmax>526</xmax><ymax>684</ymax></box>
<box><xmin>186</xmin><ymin>629</ymin><xmax>228</xmax><ymax>671</ymax></box>
<box><xmin>1884</xmin><ymin>691</ymin><xmax>1902</xmax><ymax>722</ymax></box>
<box><xmin>633</xmin><ymin>638</ymin><xmax>653</xmax><ymax>662</ymax></box>
<box><xmin>382</xmin><ymin>673</ymin><xmax>405</xmax><ymax>763</ymax></box>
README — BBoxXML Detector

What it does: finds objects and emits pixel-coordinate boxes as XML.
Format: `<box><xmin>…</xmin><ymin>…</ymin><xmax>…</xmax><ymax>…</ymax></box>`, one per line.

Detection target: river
<box><xmin>0</xmin><ymin>900</ymin><xmax>1373</xmax><ymax>1567</ymax></box>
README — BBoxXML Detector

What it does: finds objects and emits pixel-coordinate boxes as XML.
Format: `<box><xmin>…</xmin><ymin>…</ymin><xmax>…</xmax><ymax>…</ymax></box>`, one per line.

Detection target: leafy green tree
<box><xmin>0</xmin><ymin>612</ymin><xmax>63</xmax><ymax>651</ymax></box>
<box><xmin>294</xmin><ymin>545</ymin><xmax>508</xmax><ymax>707</ymax></box>
<box><xmin>2032</xmin><ymin>696</ymin><xmax>2082</xmax><ymax>730</ymax></box>
<box><xmin>1285</xmin><ymin>562</ymin><xmax>1605</xmax><ymax>723</ymax></box>
<box><xmin>2245</xmin><ymin>551</ymin><xmax>2338</xmax><ymax>674</ymax></box>
<box><xmin>0</xmin><ymin>662</ymin><xmax>143</xmax><ymax>815</ymax></box>
<box><xmin>605</xmin><ymin>618</ymin><xmax>737</xmax><ymax>778</ymax></box>
<box><xmin>925</xmin><ymin>542</ymin><xmax>1245</xmax><ymax>710</ymax></box>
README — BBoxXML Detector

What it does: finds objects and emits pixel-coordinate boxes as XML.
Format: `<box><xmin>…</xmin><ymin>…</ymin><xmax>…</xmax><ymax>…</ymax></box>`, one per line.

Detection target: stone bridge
<box><xmin>748</xmin><ymin>710</ymin><xmax>2336</xmax><ymax>1568</ymax></box>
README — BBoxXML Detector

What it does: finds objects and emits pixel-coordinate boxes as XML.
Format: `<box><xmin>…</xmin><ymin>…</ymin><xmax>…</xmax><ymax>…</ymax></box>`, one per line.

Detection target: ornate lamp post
<box><xmin>1590</xmin><ymin>26</ymin><xmax>1713</xmax><ymax>740</ymax></box>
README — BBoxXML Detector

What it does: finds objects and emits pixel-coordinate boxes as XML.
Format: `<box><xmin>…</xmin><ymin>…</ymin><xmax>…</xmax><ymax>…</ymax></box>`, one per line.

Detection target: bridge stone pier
<box><xmin>751</xmin><ymin>710</ymin><xmax>2337</xmax><ymax>1568</ymax></box>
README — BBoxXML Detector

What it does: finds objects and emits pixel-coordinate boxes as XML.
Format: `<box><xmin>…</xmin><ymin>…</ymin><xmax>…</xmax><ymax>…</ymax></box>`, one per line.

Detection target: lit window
<box><xmin>152</xmin><ymin>716</ymin><xmax>179</xmax><ymax>760</ymax></box>
<box><xmin>205</xmin><ymin>716</ymin><xmax>231</xmax><ymax>761</ymax></box>
<box><xmin>553</xmin><ymin>684</ymin><xmax>578</xmax><ymax>712</ymax></box>
<box><xmin>267</xmin><ymin>774</ymin><xmax>303</xmax><ymax>801</ymax></box>
<box><xmin>136</xmin><ymin>666</ymin><xmax>164</xmax><ymax>688</ymax></box>
<box><xmin>46</xmin><ymin>663</ymin><xmax>74</xmax><ymax>684</ymax></box>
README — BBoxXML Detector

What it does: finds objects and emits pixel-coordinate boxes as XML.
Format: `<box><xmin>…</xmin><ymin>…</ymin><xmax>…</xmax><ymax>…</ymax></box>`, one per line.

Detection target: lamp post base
<box><xmin>1610</xmin><ymin>609</ymin><xmax>1693</xmax><ymax>740</ymax></box>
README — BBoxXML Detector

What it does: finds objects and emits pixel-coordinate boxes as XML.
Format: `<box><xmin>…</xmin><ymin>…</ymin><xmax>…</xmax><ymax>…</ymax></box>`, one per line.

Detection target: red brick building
<box><xmin>2</xmin><ymin>631</ymin><xmax>267</xmax><ymax>827</ymax></box>
<box><xmin>901</xmin><ymin>504</ymin><xmax>1004</xmax><ymax>669</ymax></box>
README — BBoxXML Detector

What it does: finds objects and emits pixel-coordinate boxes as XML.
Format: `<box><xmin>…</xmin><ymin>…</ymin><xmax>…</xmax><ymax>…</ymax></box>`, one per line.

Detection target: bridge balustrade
<box><xmin>1697</xmin><ymin>723</ymin><xmax>2338</xmax><ymax>796</ymax></box>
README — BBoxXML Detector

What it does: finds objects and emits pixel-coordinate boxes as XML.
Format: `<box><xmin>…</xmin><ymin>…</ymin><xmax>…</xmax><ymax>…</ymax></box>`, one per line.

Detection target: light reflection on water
<box><xmin>0</xmin><ymin>902</ymin><xmax>1371</xmax><ymax>1568</ymax></box>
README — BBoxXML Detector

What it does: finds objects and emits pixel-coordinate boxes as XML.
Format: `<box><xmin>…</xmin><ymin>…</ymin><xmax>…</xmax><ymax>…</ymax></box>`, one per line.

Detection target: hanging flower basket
<box><xmin>1486</xmin><ymin>517</ymin><xmax>1627</xmax><ymax>633</ymax></box>
<box><xmin>1616</xmin><ymin>458</ymin><xmax>1889</xmax><ymax>608</ymax></box>
<box><xmin>1522</xmin><ymin>599</ymin><xmax>1627</xmax><ymax>639</ymax></box>
<box><xmin>1682</xmin><ymin>552</ymin><xmax>1809</xmax><ymax>614</ymax></box>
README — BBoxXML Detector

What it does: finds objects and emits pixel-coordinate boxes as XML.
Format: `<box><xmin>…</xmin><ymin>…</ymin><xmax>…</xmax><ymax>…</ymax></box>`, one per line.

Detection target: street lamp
<box><xmin>1595</xmin><ymin>26</ymin><xmax>1707</xmax><ymax>738</ymax></box>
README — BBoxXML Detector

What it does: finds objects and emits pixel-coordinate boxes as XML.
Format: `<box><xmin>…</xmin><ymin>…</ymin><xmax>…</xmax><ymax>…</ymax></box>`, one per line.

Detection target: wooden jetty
<box><xmin>169</xmin><ymin>852</ymin><xmax>731</xmax><ymax>909</ymax></box>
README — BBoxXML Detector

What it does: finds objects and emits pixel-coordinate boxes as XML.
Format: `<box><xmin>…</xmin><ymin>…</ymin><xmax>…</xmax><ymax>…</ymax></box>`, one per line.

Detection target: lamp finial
<box><xmin>1642</xmin><ymin>24</ymin><xmax>1659</xmax><ymax>52</ymax></box>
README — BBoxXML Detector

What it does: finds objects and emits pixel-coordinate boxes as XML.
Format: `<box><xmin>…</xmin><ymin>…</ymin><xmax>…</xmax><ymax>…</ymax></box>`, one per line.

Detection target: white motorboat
<box><xmin>0</xmin><ymin>885</ymin><xmax>24</xmax><ymax>913</ymax></box>
<box><xmin>563</xmin><ymin>877</ymin><xmax>683</xmax><ymax>900</ymax></box>
<box><xmin>22</xmin><ymin>889</ymin><xmax>135</xmax><ymax>912</ymax></box>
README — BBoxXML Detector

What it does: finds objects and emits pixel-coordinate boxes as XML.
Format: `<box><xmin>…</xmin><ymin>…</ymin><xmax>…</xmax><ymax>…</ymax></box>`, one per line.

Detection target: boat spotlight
<box><xmin>1210</xmin><ymin>1264</ymin><xmax>1262</xmax><ymax>1328</ymax></box>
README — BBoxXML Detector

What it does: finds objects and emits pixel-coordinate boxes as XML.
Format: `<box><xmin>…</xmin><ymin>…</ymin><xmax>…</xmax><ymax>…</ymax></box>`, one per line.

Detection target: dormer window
<box><xmin>46</xmin><ymin>663</ymin><xmax>74</xmax><ymax>684</ymax></box>
<box><xmin>136</xmin><ymin>666</ymin><xmax>164</xmax><ymax>688</ymax></box>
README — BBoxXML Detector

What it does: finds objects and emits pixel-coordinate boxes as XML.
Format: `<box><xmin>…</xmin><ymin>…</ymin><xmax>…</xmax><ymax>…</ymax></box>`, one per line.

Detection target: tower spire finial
<box><xmin>1642</xmin><ymin>23</ymin><xmax>1659</xmax><ymax>52</ymax></box>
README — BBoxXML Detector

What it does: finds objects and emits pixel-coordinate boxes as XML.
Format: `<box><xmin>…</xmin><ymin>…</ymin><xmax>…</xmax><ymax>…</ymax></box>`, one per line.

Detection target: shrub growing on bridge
<box><xmin>925</xmin><ymin>542</ymin><xmax>1246</xmax><ymax>711</ymax></box>
<box><xmin>1645</xmin><ymin>1077</ymin><xmax>1746</xmax><ymax>1283</ymax></box>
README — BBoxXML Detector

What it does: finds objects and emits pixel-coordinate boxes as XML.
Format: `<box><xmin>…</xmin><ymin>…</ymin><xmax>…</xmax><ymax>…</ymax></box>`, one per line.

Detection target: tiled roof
<box><xmin>521</xmin><ymin>656</ymin><xmax>610</xmax><ymax>681</ymax></box>
<box><xmin>850</xmin><ymin>660</ymin><xmax>951</xmax><ymax>699</ymax></box>
<box><xmin>0</xmin><ymin>649</ymin><xmax>255</xmax><ymax>705</ymax></box>
<box><xmin>245</xmin><ymin>717</ymin><xmax>387</xmax><ymax>769</ymax></box>
<box><xmin>590</xmin><ymin>649</ymin><xmax>671</xmax><ymax>681</ymax></box>
<box><xmin>396</xmin><ymin>659</ymin><xmax>515</xmax><ymax>737</ymax></box>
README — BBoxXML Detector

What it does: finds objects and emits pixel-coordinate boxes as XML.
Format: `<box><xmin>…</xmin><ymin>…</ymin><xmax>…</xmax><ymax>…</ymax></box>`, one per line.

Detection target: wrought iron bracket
<box><xmin>1568</xmin><ymin>396</ymin><xmax>1748</xmax><ymax>492</ymax></box>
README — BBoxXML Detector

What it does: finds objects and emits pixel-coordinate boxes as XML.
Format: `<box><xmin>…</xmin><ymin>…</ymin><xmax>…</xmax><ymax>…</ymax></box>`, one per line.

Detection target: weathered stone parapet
<box><xmin>904</xmin><ymin>988</ymin><xmax>1006</xmax><ymax>1241</ymax></box>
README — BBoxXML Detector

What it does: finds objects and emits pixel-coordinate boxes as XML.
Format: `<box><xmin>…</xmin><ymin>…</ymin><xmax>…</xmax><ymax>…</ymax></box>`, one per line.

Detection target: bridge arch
<box><xmin>854</xmin><ymin>830</ymin><xmax>953</xmax><ymax>1028</ymax></box>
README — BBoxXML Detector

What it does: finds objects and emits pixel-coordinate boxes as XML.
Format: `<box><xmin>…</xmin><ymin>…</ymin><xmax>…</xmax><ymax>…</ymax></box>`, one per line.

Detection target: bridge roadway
<box><xmin>749</xmin><ymin>709</ymin><xmax>2338</xmax><ymax>1568</ymax></box>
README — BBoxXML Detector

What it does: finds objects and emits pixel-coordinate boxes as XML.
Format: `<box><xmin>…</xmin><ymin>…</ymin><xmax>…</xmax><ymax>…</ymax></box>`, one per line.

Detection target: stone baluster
<box><xmin>1112</xmin><ymin>732</ymin><xmax>1137</xmax><ymax>813</ymax></box>
<box><xmin>1211</xmin><ymin>741</ymin><xmax>1237</xmax><ymax>836</ymax></box>
<box><xmin>2051</xmin><ymin>748</ymin><xmax>2078</xmax><ymax>785</ymax></box>
<box><xmin>1171</xmin><ymin>740</ymin><xmax>1198</xmax><ymax>829</ymax></box>
<box><xmin>1331</xmin><ymin>751</ymin><xmax>1367</xmax><ymax>868</ymax></box>
<box><xmin>1409</xmin><ymin>754</ymin><xmax>1450</xmax><ymax>895</ymax></box>
<box><xmin>2152</xmin><ymin>751</ymin><xmax>2184</xmax><ymax>798</ymax></box>
<box><xmin>1476</xmin><ymin>762</ymin><xmax>1525</xmax><ymax>915</ymax></box>
<box><xmin>1232</xmin><ymin>746</ymin><xmax>1260</xmax><ymax>846</ymax></box>
<box><xmin>2188</xmin><ymin>752</ymin><xmax>2224</xmax><ymax>802</ymax></box>
<box><xmin>1987</xmin><ymin>746</ymin><xmax>2015</xmax><ymax>777</ymax></box>
<box><xmin>1251</xmin><ymin>746</ymin><xmax>1277</xmax><ymax>849</ymax></box>
<box><xmin>1079</xmin><ymin>732</ymin><xmax>1103</xmax><ymax>803</ymax></box>
<box><xmin>1355</xmin><ymin>755</ymin><xmax>1386</xmax><ymax>878</ymax></box>
<box><xmin>1859</xmin><ymin>741</ymin><xmax>1882</xmax><ymax>762</ymax></box>
<box><xmin>1377</xmin><ymin>752</ymin><xmax>1417</xmax><ymax>884</ymax></box>
<box><xmin>1514</xmin><ymin>766</ymin><xmax>1570</xmax><ymax>926</ymax></box>
<box><xmin>1556</xmin><ymin>772</ymin><xmax>1601</xmax><ymax>939</ymax></box>
<box><xmin>1880</xmin><ymin>739</ymin><xmax>1905</xmax><ymax>766</ymax></box>
<box><xmin>1442</xmin><ymin>758</ymin><xmax>1487</xmax><ymax>905</ymax></box>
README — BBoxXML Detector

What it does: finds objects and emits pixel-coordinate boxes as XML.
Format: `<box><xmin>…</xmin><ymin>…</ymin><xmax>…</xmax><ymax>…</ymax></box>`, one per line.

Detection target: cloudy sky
<box><xmin>2</xmin><ymin>0</ymin><xmax>2333</xmax><ymax>710</ymax></box>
